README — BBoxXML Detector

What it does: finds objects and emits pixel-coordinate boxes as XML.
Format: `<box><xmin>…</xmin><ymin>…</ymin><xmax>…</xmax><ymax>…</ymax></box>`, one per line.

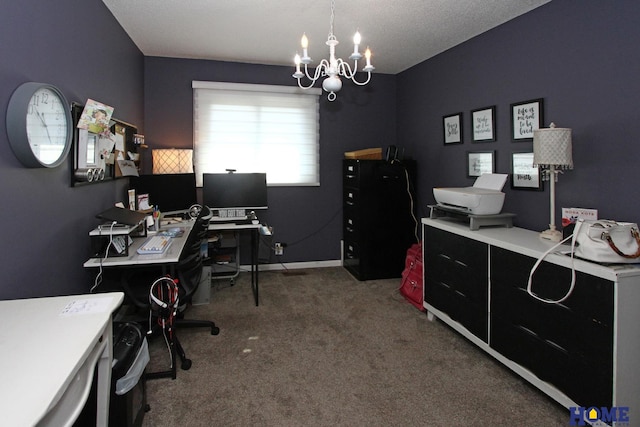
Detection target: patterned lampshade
<box><xmin>533</xmin><ymin>122</ymin><xmax>573</xmax><ymax>169</ymax></box>
<box><xmin>152</xmin><ymin>149</ymin><xmax>193</xmax><ymax>174</ymax></box>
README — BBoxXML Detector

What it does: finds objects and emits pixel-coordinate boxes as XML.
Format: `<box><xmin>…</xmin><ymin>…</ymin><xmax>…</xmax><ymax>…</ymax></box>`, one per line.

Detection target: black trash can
<box><xmin>110</xmin><ymin>322</ymin><xmax>149</xmax><ymax>427</ymax></box>
<box><xmin>74</xmin><ymin>322</ymin><xmax>149</xmax><ymax>427</ymax></box>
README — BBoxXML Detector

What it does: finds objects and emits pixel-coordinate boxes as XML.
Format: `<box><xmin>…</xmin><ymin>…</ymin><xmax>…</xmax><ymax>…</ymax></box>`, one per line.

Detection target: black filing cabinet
<box><xmin>343</xmin><ymin>159</ymin><xmax>417</xmax><ymax>280</ymax></box>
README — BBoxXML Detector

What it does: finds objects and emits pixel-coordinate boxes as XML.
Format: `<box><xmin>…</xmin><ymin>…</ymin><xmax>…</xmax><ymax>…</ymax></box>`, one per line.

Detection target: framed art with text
<box><xmin>443</xmin><ymin>113</ymin><xmax>463</xmax><ymax>145</ymax></box>
<box><xmin>467</xmin><ymin>150</ymin><xmax>495</xmax><ymax>177</ymax></box>
<box><xmin>471</xmin><ymin>106</ymin><xmax>496</xmax><ymax>142</ymax></box>
<box><xmin>511</xmin><ymin>98</ymin><xmax>544</xmax><ymax>141</ymax></box>
<box><xmin>511</xmin><ymin>152</ymin><xmax>543</xmax><ymax>190</ymax></box>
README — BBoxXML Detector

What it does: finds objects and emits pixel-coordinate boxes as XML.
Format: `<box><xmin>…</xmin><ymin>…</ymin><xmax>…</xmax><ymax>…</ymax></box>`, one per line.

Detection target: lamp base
<box><xmin>540</xmin><ymin>227</ymin><xmax>563</xmax><ymax>242</ymax></box>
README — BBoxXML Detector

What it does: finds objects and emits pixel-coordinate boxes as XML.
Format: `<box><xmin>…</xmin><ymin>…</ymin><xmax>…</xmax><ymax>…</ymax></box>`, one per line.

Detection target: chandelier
<box><xmin>292</xmin><ymin>0</ymin><xmax>374</xmax><ymax>101</ymax></box>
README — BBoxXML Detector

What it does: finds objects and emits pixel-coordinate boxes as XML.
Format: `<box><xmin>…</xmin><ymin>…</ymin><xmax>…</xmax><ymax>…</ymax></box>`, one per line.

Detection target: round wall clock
<box><xmin>6</xmin><ymin>82</ymin><xmax>73</xmax><ymax>168</ymax></box>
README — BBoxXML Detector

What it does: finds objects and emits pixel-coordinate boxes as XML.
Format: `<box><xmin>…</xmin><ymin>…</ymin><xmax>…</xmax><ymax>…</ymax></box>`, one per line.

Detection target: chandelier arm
<box><xmin>296</xmin><ymin>79</ymin><xmax>320</xmax><ymax>90</ymax></box>
<box><xmin>350</xmin><ymin>72</ymin><xmax>372</xmax><ymax>86</ymax></box>
<box><xmin>337</xmin><ymin>60</ymin><xmax>357</xmax><ymax>79</ymax></box>
<box><xmin>303</xmin><ymin>62</ymin><xmax>327</xmax><ymax>82</ymax></box>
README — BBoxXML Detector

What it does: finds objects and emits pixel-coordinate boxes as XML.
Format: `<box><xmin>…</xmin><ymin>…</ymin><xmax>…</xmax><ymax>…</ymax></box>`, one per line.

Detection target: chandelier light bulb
<box><xmin>353</xmin><ymin>31</ymin><xmax>361</xmax><ymax>45</ymax></box>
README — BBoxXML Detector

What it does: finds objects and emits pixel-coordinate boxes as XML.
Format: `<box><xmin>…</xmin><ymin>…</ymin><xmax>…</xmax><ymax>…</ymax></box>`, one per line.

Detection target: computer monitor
<box><xmin>129</xmin><ymin>173</ymin><xmax>197</xmax><ymax>215</ymax></box>
<box><xmin>202</xmin><ymin>173</ymin><xmax>268</xmax><ymax>218</ymax></box>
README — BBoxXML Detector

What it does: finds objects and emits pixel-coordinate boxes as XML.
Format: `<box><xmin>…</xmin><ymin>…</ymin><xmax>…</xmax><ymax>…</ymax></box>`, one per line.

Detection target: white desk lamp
<box><xmin>533</xmin><ymin>122</ymin><xmax>573</xmax><ymax>242</ymax></box>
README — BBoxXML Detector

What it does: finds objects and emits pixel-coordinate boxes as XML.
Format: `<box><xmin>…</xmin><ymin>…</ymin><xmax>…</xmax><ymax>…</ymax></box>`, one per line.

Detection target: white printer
<box><xmin>433</xmin><ymin>173</ymin><xmax>508</xmax><ymax>215</ymax></box>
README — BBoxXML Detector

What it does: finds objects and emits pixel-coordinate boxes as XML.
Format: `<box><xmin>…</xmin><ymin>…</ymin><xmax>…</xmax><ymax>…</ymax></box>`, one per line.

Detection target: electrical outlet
<box><xmin>275</xmin><ymin>242</ymin><xmax>283</xmax><ymax>256</ymax></box>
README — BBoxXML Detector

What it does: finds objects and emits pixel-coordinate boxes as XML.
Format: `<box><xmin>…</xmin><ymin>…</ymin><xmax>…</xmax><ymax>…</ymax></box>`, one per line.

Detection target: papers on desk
<box><xmin>60</xmin><ymin>297</ymin><xmax>114</xmax><ymax>316</ymax></box>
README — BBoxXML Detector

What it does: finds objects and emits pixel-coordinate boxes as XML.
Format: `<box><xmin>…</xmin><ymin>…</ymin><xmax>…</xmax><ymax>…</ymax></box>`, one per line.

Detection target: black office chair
<box><xmin>120</xmin><ymin>205</ymin><xmax>219</xmax><ymax>377</ymax></box>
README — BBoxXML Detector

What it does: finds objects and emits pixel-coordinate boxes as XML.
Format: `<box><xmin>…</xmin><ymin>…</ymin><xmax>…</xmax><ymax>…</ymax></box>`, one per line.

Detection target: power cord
<box><xmin>91</xmin><ymin>221</ymin><xmax>118</xmax><ymax>293</ymax></box>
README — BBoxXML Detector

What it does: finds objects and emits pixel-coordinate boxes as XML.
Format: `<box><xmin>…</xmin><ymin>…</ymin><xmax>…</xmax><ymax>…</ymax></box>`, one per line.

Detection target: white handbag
<box><xmin>574</xmin><ymin>219</ymin><xmax>640</xmax><ymax>263</ymax></box>
<box><xmin>527</xmin><ymin>219</ymin><xmax>640</xmax><ymax>304</ymax></box>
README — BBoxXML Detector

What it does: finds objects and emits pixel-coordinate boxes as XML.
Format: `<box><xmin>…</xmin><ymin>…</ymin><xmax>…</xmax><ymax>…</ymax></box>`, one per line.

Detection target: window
<box><xmin>192</xmin><ymin>81</ymin><xmax>321</xmax><ymax>187</ymax></box>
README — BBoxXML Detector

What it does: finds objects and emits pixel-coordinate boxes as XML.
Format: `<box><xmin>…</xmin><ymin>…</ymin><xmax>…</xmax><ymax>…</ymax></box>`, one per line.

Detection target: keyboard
<box><xmin>137</xmin><ymin>235</ymin><xmax>172</xmax><ymax>255</ymax></box>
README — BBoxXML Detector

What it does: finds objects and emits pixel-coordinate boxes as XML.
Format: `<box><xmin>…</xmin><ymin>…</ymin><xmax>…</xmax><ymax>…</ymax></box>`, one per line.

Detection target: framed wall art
<box><xmin>467</xmin><ymin>150</ymin><xmax>495</xmax><ymax>177</ymax></box>
<box><xmin>471</xmin><ymin>106</ymin><xmax>496</xmax><ymax>142</ymax></box>
<box><xmin>511</xmin><ymin>151</ymin><xmax>543</xmax><ymax>190</ymax></box>
<box><xmin>510</xmin><ymin>98</ymin><xmax>544</xmax><ymax>141</ymax></box>
<box><xmin>443</xmin><ymin>113</ymin><xmax>463</xmax><ymax>145</ymax></box>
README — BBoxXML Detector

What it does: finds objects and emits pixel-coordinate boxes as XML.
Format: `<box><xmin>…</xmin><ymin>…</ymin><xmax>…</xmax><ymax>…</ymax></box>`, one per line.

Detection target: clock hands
<box><xmin>32</xmin><ymin>105</ymin><xmax>53</xmax><ymax>145</ymax></box>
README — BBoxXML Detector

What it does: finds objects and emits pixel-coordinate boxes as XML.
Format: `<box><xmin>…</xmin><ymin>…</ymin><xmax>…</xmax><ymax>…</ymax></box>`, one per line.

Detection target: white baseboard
<box><xmin>241</xmin><ymin>259</ymin><xmax>342</xmax><ymax>272</ymax></box>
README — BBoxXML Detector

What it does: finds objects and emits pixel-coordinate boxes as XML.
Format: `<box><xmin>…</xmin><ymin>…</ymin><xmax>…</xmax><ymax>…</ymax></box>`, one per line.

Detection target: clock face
<box><xmin>6</xmin><ymin>82</ymin><xmax>73</xmax><ymax>168</ymax></box>
<box><xmin>25</xmin><ymin>87</ymin><xmax>70</xmax><ymax>166</ymax></box>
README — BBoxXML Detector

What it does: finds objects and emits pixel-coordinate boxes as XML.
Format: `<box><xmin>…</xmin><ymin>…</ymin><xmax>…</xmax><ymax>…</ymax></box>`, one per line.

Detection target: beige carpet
<box><xmin>141</xmin><ymin>267</ymin><xmax>568</xmax><ymax>426</ymax></box>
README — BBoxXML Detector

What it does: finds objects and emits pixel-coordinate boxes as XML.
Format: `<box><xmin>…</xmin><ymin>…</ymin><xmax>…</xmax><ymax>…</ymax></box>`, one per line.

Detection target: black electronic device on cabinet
<box><xmin>342</xmin><ymin>158</ymin><xmax>418</xmax><ymax>280</ymax></box>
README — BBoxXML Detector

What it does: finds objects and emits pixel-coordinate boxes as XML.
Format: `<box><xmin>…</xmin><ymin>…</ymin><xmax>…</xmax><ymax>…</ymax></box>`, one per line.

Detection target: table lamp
<box><xmin>533</xmin><ymin>122</ymin><xmax>573</xmax><ymax>242</ymax></box>
<box><xmin>152</xmin><ymin>148</ymin><xmax>194</xmax><ymax>174</ymax></box>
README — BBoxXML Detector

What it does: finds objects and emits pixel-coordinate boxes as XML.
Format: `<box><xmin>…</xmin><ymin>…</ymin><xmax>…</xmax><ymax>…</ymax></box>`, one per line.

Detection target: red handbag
<box><xmin>399</xmin><ymin>242</ymin><xmax>424</xmax><ymax>311</ymax></box>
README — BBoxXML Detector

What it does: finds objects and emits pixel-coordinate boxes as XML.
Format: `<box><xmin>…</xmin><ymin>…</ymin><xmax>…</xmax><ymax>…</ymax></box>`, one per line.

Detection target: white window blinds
<box><xmin>192</xmin><ymin>81</ymin><xmax>321</xmax><ymax>187</ymax></box>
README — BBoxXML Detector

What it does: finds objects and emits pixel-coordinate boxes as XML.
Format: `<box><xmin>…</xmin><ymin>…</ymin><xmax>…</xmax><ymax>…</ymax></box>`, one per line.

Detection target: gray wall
<box><xmin>398</xmin><ymin>0</ymin><xmax>640</xmax><ymax>231</ymax></box>
<box><xmin>0</xmin><ymin>0</ymin><xmax>144</xmax><ymax>299</ymax></box>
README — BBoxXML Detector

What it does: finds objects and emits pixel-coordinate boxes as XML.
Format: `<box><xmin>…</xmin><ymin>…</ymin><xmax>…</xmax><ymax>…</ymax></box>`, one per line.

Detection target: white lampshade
<box><xmin>152</xmin><ymin>149</ymin><xmax>193</xmax><ymax>174</ymax></box>
<box><xmin>533</xmin><ymin>122</ymin><xmax>573</xmax><ymax>169</ymax></box>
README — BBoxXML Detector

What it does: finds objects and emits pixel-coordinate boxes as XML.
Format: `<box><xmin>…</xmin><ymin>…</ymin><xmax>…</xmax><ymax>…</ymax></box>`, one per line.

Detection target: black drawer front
<box><xmin>490</xmin><ymin>247</ymin><xmax>613</xmax><ymax>363</ymax></box>
<box><xmin>426</xmin><ymin>276</ymin><xmax>488</xmax><ymax>341</ymax></box>
<box><xmin>491</xmin><ymin>318</ymin><xmax>612</xmax><ymax>408</ymax></box>
<box><xmin>423</xmin><ymin>225</ymin><xmax>489</xmax><ymax>342</ymax></box>
<box><xmin>490</xmin><ymin>246</ymin><xmax>614</xmax><ymax>407</ymax></box>
<box><xmin>424</xmin><ymin>226</ymin><xmax>488</xmax><ymax>303</ymax></box>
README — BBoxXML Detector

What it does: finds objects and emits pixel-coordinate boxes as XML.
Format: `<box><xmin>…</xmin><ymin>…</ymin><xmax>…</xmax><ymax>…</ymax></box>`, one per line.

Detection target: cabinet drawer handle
<box><xmin>345</xmin><ymin>226</ymin><xmax>354</xmax><ymax>233</ymax></box>
<box><xmin>454</xmin><ymin>260</ymin><xmax>468</xmax><ymax>268</ymax></box>
<box><xmin>516</xmin><ymin>324</ymin><xmax>538</xmax><ymax>338</ymax></box>
<box><xmin>437</xmin><ymin>281</ymin><xmax>451</xmax><ymax>290</ymax></box>
<box><xmin>544</xmin><ymin>339</ymin><xmax>569</xmax><ymax>355</ymax></box>
<box><xmin>437</xmin><ymin>254</ymin><xmax>451</xmax><ymax>261</ymax></box>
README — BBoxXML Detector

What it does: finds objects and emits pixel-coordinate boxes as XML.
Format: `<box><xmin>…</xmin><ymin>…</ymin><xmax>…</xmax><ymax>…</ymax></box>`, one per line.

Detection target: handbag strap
<box><xmin>603</xmin><ymin>226</ymin><xmax>640</xmax><ymax>258</ymax></box>
<box><xmin>526</xmin><ymin>220</ymin><xmax>581</xmax><ymax>304</ymax></box>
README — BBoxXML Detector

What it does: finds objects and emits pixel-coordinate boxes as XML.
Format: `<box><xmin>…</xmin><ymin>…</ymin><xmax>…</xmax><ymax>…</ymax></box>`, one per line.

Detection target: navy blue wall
<box><xmin>143</xmin><ymin>57</ymin><xmax>397</xmax><ymax>264</ymax></box>
<box><xmin>398</xmin><ymin>0</ymin><xmax>640</xmax><ymax>231</ymax></box>
<box><xmin>0</xmin><ymin>0</ymin><xmax>143</xmax><ymax>298</ymax></box>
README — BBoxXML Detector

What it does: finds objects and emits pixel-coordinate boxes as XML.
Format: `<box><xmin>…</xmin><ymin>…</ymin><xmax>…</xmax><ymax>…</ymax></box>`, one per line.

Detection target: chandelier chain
<box><xmin>329</xmin><ymin>0</ymin><xmax>336</xmax><ymax>38</ymax></box>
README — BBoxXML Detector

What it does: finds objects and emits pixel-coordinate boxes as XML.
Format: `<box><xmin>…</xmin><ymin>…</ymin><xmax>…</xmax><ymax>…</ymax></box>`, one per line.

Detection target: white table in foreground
<box><xmin>0</xmin><ymin>292</ymin><xmax>124</xmax><ymax>427</ymax></box>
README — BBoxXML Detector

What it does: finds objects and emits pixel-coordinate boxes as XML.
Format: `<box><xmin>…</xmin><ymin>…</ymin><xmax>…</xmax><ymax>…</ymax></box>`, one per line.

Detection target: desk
<box><xmin>83</xmin><ymin>222</ymin><xmax>194</xmax><ymax>269</ymax></box>
<box><xmin>0</xmin><ymin>292</ymin><xmax>124</xmax><ymax>427</ymax></box>
<box><xmin>208</xmin><ymin>222</ymin><xmax>261</xmax><ymax>306</ymax></box>
<box><xmin>84</xmin><ymin>222</ymin><xmax>195</xmax><ymax>380</ymax></box>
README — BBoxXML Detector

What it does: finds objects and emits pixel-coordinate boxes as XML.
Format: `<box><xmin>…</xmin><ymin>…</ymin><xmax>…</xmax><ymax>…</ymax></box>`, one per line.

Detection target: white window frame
<box><xmin>192</xmin><ymin>81</ymin><xmax>321</xmax><ymax>187</ymax></box>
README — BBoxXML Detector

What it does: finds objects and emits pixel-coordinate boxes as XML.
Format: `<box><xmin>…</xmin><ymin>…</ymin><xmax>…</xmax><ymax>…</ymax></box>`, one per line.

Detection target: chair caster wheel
<box><xmin>211</xmin><ymin>326</ymin><xmax>220</xmax><ymax>335</ymax></box>
<box><xmin>181</xmin><ymin>359</ymin><xmax>192</xmax><ymax>370</ymax></box>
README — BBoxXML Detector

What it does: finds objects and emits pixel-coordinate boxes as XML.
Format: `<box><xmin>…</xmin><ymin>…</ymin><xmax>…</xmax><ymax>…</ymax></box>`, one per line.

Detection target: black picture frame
<box><xmin>471</xmin><ymin>106</ymin><xmax>496</xmax><ymax>142</ymax></box>
<box><xmin>443</xmin><ymin>112</ymin><xmax>463</xmax><ymax>145</ymax></box>
<box><xmin>467</xmin><ymin>150</ymin><xmax>495</xmax><ymax>177</ymax></box>
<box><xmin>510</xmin><ymin>152</ymin><xmax>543</xmax><ymax>190</ymax></box>
<box><xmin>510</xmin><ymin>98</ymin><xmax>544</xmax><ymax>141</ymax></box>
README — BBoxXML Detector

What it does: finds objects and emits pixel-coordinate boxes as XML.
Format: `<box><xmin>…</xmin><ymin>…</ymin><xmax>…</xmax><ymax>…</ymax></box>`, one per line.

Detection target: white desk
<box><xmin>0</xmin><ymin>292</ymin><xmax>124</xmax><ymax>427</ymax></box>
<box><xmin>83</xmin><ymin>222</ymin><xmax>194</xmax><ymax>268</ymax></box>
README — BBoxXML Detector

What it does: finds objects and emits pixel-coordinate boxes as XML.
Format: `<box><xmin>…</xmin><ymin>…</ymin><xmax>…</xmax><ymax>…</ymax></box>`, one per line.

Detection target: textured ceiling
<box><xmin>102</xmin><ymin>0</ymin><xmax>550</xmax><ymax>75</ymax></box>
